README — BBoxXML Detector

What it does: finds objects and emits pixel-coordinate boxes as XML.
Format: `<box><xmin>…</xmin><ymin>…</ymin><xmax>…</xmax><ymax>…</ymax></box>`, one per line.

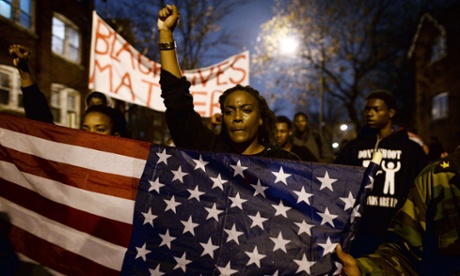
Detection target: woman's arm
<box><xmin>9</xmin><ymin>44</ymin><xmax>35</xmax><ymax>88</ymax></box>
<box><xmin>158</xmin><ymin>5</ymin><xmax>182</xmax><ymax>78</ymax></box>
<box><xmin>158</xmin><ymin>5</ymin><xmax>226</xmax><ymax>152</ymax></box>
<box><xmin>9</xmin><ymin>44</ymin><xmax>54</xmax><ymax>124</ymax></box>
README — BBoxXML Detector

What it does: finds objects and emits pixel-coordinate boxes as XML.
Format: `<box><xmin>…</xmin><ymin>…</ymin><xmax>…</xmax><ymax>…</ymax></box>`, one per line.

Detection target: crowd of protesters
<box><xmin>3</xmin><ymin>4</ymin><xmax>458</xmax><ymax>275</ymax></box>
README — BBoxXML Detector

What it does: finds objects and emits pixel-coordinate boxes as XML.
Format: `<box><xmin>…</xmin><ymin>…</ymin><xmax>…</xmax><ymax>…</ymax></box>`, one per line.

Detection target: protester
<box><xmin>336</xmin><ymin>146</ymin><xmax>460</xmax><ymax>275</ymax></box>
<box><xmin>9</xmin><ymin>44</ymin><xmax>53</xmax><ymax>124</ymax></box>
<box><xmin>85</xmin><ymin>91</ymin><xmax>111</xmax><ymax>108</ymax></box>
<box><xmin>293</xmin><ymin>112</ymin><xmax>333</xmax><ymax>162</ymax></box>
<box><xmin>9</xmin><ymin>44</ymin><xmax>130</xmax><ymax>138</ymax></box>
<box><xmin>334</xmin><ymin>90</ymin><xmax>429</xmax><ymax>257</ymax></box>
<box><xmin>82</xmin><ymin>104</ymin><xmax>131</xmax><ymax>137</ymax></box>
<box><xmin>428</xmin><ymin>136</ymin><xmax>449</xmax><ymax>161</ymax></box>
<box><xmin>157</xmin><ymin>5</ymin><xmax>299</xmax><ymax>160</ymax></box>
<box><xmin>276</xmin><ymin>115</ymin><xmax>318</xmax><ymax>162</ymax></box>
<box><xmin>405</xmin><ymin>128</ymin><xmax>429</xmax><ymax>155</ymax></box>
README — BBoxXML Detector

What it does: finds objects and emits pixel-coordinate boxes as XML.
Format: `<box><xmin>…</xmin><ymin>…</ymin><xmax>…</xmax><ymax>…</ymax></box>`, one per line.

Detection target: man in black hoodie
<box><xmin>334</xmin><ymin>90</ymin><xmax>428</xmax><ymax>257</ymax></box>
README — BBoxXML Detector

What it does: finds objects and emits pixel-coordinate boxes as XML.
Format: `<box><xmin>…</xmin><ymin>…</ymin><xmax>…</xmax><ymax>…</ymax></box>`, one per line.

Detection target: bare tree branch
<box><xmin>252</xmin><ymin>0</ymin><xmax>454</xmax><ymax>130</ymax></box>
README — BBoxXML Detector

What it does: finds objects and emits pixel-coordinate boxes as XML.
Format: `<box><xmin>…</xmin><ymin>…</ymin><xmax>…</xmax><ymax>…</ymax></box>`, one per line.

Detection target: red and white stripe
<box><xmin>0</xmin><ymin>114</ymin><xmax>150</xmax><ymax>275</ymax></box>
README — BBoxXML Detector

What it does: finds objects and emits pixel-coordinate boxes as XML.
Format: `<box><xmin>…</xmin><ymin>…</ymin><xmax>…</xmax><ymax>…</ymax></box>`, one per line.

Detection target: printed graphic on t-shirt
<box><xmin>381</xmin><ymin>160</ymin><xmax>401</xmax><ymax>195</ymax></box>
<box><xmin>359</xmin><ymin>148</ymin><xmax>402</xmax><ymax>209</ymax></box>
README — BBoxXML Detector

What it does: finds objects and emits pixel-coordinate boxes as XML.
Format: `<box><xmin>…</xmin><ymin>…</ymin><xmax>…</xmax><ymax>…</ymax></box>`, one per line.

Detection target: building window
<box><xmin>0</xmin><ymin>65</ymin><xmax>24</xmax><ymax>113</ymax></box>
<box><xmin>52</xmin><ymin>13</ymin><xmax>81</xmax><ymax>63</ymax></box>
<box><xmin>430</xmin><ymin>34</ymin><xmax>446</xmax><ymax>64</ymax></box>
<box><xmin>0</xmin><ymin>0</ymin><xmax>33</xmax><ymax>29</ymax></box>
<box><xmin>432</xmin><ymin>92</ymin><xmax>448</xmax><ymax>120</ymax></box>
<box><xmin>0</xmin><ymin>72</ymin><xmax>10</xmax><ymax>104</ymax></box>
<box><xmin>50</xmin><ymin>84</ymin><xmax>81</xmax><ymax>128</ymax></box>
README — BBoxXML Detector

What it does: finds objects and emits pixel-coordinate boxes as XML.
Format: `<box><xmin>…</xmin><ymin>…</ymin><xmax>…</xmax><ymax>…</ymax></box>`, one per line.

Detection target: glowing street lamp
<box><xmin>279</xmin><ymin>35</ymin><xmax>299</xmax><ymax>56</ymax></box>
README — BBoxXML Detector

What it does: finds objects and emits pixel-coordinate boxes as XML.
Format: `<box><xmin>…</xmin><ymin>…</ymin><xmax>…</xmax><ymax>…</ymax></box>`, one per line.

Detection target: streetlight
<box><xmin>279</xmin><ymin>35</ymin><xmax>299</xmax><ymax>56</ymax></box>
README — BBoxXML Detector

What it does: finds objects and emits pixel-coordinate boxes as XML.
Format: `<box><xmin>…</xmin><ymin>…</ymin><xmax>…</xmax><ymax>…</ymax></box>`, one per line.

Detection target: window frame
<box><xmin>0</xmin><ymin>0</ymin><xmax>34</xmax><ymax>30</ymax></box>
<box><xmin>0</xmin><ymin>65</ymin><xmax>25</xmax><ymax>113</ymax></box>
<box><xmin>52</xmin><ymin>13</ymin><xmax>81</xmax><ymax>64</ymax></box>
<box><xmin>50</xmin><ymin>83</ymin><xmax>81</xmax><ymax>128</ymax></box>
<box><xmin>431</xmin><ymin>92</ymin><xmax>449</xmax><ymax>121</ymax></box>
<box><xmin>430</xmin><ymin>34</ymin><xmax>447</xmax><ymax>65</ymax></box>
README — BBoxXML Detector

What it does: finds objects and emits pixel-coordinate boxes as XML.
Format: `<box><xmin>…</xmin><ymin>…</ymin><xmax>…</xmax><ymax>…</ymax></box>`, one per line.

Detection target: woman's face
<box><xmin>81</xmin><ymin>112</ymin><xmax>118</xmax><ymax>136</ymax></box>
<box><xmin>222</xmin><ymin>90</ymin><xmax>262</xmax><ymax>147</ymax></box>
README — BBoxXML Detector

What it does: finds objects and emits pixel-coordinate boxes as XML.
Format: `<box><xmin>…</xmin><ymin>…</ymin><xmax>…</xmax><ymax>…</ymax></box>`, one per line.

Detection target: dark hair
<box><xmin>83</xmin><ymin>105</ymin><xmax>131</xmax><ymax>138</ymax></box>
<box><xmin>294</xmin><ymin>112</ymin><xmax>309</xmax><ymax>122</ymax></box>
<box><xmin>276</xmin><ymin>115</ymin><xmax>292</xmax><ymax>130</ymax></box>
<box><xmin>86</xmin><ymin>91</ymin><xmax>108</xmax><ymax>106</ymax></box>
<box><xmin>218</xmin><ymin>84</ymin><xmax>276</xmax><ymax>146</ymax></box>
<box><xmin>366</xmin><ymin>90</ymin><xmax>397</xmax><ymax>110</ymax></box>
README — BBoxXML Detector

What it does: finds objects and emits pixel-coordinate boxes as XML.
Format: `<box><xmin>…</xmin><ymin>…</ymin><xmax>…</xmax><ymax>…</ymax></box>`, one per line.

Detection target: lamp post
<box><xmin>319</xmin><ymin>58</ymin><xmax>324</xmax><ymax>135</ymax></box>
<box><xmin>279</xmin><ymin>33</ymin><xmax>325</xmax><ymax>136</ymax></box>
<box><xmin>318</xmin><ymin>38</ymin><xmax>326</xmax><ymax>136</ymax></box>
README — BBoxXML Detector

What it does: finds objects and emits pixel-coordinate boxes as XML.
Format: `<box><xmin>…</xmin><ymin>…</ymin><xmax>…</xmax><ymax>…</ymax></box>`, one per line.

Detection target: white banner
<box><xmin>89</xmin><ymin>11</ymin><xmax>250</xmax><ymax>117</ymax></box>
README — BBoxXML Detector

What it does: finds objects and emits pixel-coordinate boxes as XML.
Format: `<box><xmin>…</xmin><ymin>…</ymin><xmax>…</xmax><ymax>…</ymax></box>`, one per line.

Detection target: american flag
<box><xmin>0</xmin><ymin>113</ymin><xmax>150</xmax><ymax>275</ymax></box>
<box><xmin>0</xmin><ymin>113</ymin><xmax>376</xmax><ymax>275</ymax></box>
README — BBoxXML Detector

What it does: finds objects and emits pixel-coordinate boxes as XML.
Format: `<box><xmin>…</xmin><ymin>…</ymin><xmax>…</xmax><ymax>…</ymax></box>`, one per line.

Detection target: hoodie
<box><xmin>335</xmin><ymin>126</ymin><xmax>429</xmax><ymax>257</ymax></box>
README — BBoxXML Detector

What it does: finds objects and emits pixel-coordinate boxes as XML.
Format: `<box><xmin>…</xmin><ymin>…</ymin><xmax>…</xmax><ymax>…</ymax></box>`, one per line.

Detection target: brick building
<box><xmin>408</xmin><ymin>3</ymin><xmax>460</xmax><ymax>152</ymax></box>
<box><xmin>0</xmin><ymin>0</ymin><xmax>174</xmax><ymax>144</ymax></box>
<box><xmin>0</xmin><ymin>0</ymin><xmax>94</xmax><ymax>128</ymax></box>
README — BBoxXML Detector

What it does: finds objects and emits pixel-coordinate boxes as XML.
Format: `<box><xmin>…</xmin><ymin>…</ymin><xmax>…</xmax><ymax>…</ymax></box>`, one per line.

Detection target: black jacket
<box><xmin>21</xmin><ymin>84</ymin><xmax>54</xmax><ymax>124</ymax></box>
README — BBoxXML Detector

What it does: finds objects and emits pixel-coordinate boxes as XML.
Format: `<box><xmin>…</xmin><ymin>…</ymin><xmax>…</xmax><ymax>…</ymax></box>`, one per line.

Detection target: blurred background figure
<box><xmin>85</xmin><ymin>91</ymin><xmax>111</xmax><ymax>108</ymax></box>
<box><xmin>428</xmin><ymin>136</ymin><xmax>448</xmax><ymax>161</ymax></box>
<box><xmin>400</xmin><ymin>126</ymin><xmax>429</xmax><ymax>155</ymax></box>
<box><xmin>276</xmin><ymin>116</ymin><xmax>318</xmax><ymax>162</ymax></box>
<box><xmin>293</xmin><ymin>112</ymin><xmax>333</xmax><ymax>163</ymax></box>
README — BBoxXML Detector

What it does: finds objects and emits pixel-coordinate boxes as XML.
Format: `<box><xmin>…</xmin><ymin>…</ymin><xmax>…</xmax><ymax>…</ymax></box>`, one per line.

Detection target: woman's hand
<box><xmin>211</xmin><ymin>113</ymin><xmax>223</xmax><ymax>126</ymax></box>
<box><xmin>157</xmin><ymin>5</ymin><xmax>180</xmax><ymax>32</ymax></box>
<box><xmin>336</xmin><ymin>244</ymin><xmax>361</xmax><ymax>276</ymax></box>
<box><xmin>9</xmin><ymin>44</ymin><xmax>31</xmax><ymax>73</ymax></box>
<box><xmin>9</xmin><ymin>44</ymin><xmax>35</xmax><ymax>87</ymax></box>
<box><xmin>207</xmin><ymin>113</ymin><xmax>223</xmax><ymax>133</ymax></box>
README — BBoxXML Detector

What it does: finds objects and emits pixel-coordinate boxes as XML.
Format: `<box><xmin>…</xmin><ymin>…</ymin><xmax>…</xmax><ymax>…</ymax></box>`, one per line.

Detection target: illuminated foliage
<box><xmin>253</xmin><ymin>0</ymin><xmax>454</xmax><ymax>129</ymax></box>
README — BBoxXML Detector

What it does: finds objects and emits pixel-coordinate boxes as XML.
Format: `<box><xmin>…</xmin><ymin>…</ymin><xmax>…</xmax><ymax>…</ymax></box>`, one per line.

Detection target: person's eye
<box><xmin>243</xmin><ymin>108</ymin><xmax>252</xmax><ymax>114</ymax></box>
<box><xmin>224</xmin><ymin>110</ymin><xmax>233</xmax><ymax>116</ymax></box>
<box><xmin>96</xmin><ymin>128</ymin><xmax>106</xmax><ymax>133</ymax></box>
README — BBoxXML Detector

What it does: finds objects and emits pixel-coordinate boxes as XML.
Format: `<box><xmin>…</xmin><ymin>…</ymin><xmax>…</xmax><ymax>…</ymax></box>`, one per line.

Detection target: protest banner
<box><xmin>89</xmin><ymin>12</ymin><xmax>249</xmax><ymax>117</ymax></box>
